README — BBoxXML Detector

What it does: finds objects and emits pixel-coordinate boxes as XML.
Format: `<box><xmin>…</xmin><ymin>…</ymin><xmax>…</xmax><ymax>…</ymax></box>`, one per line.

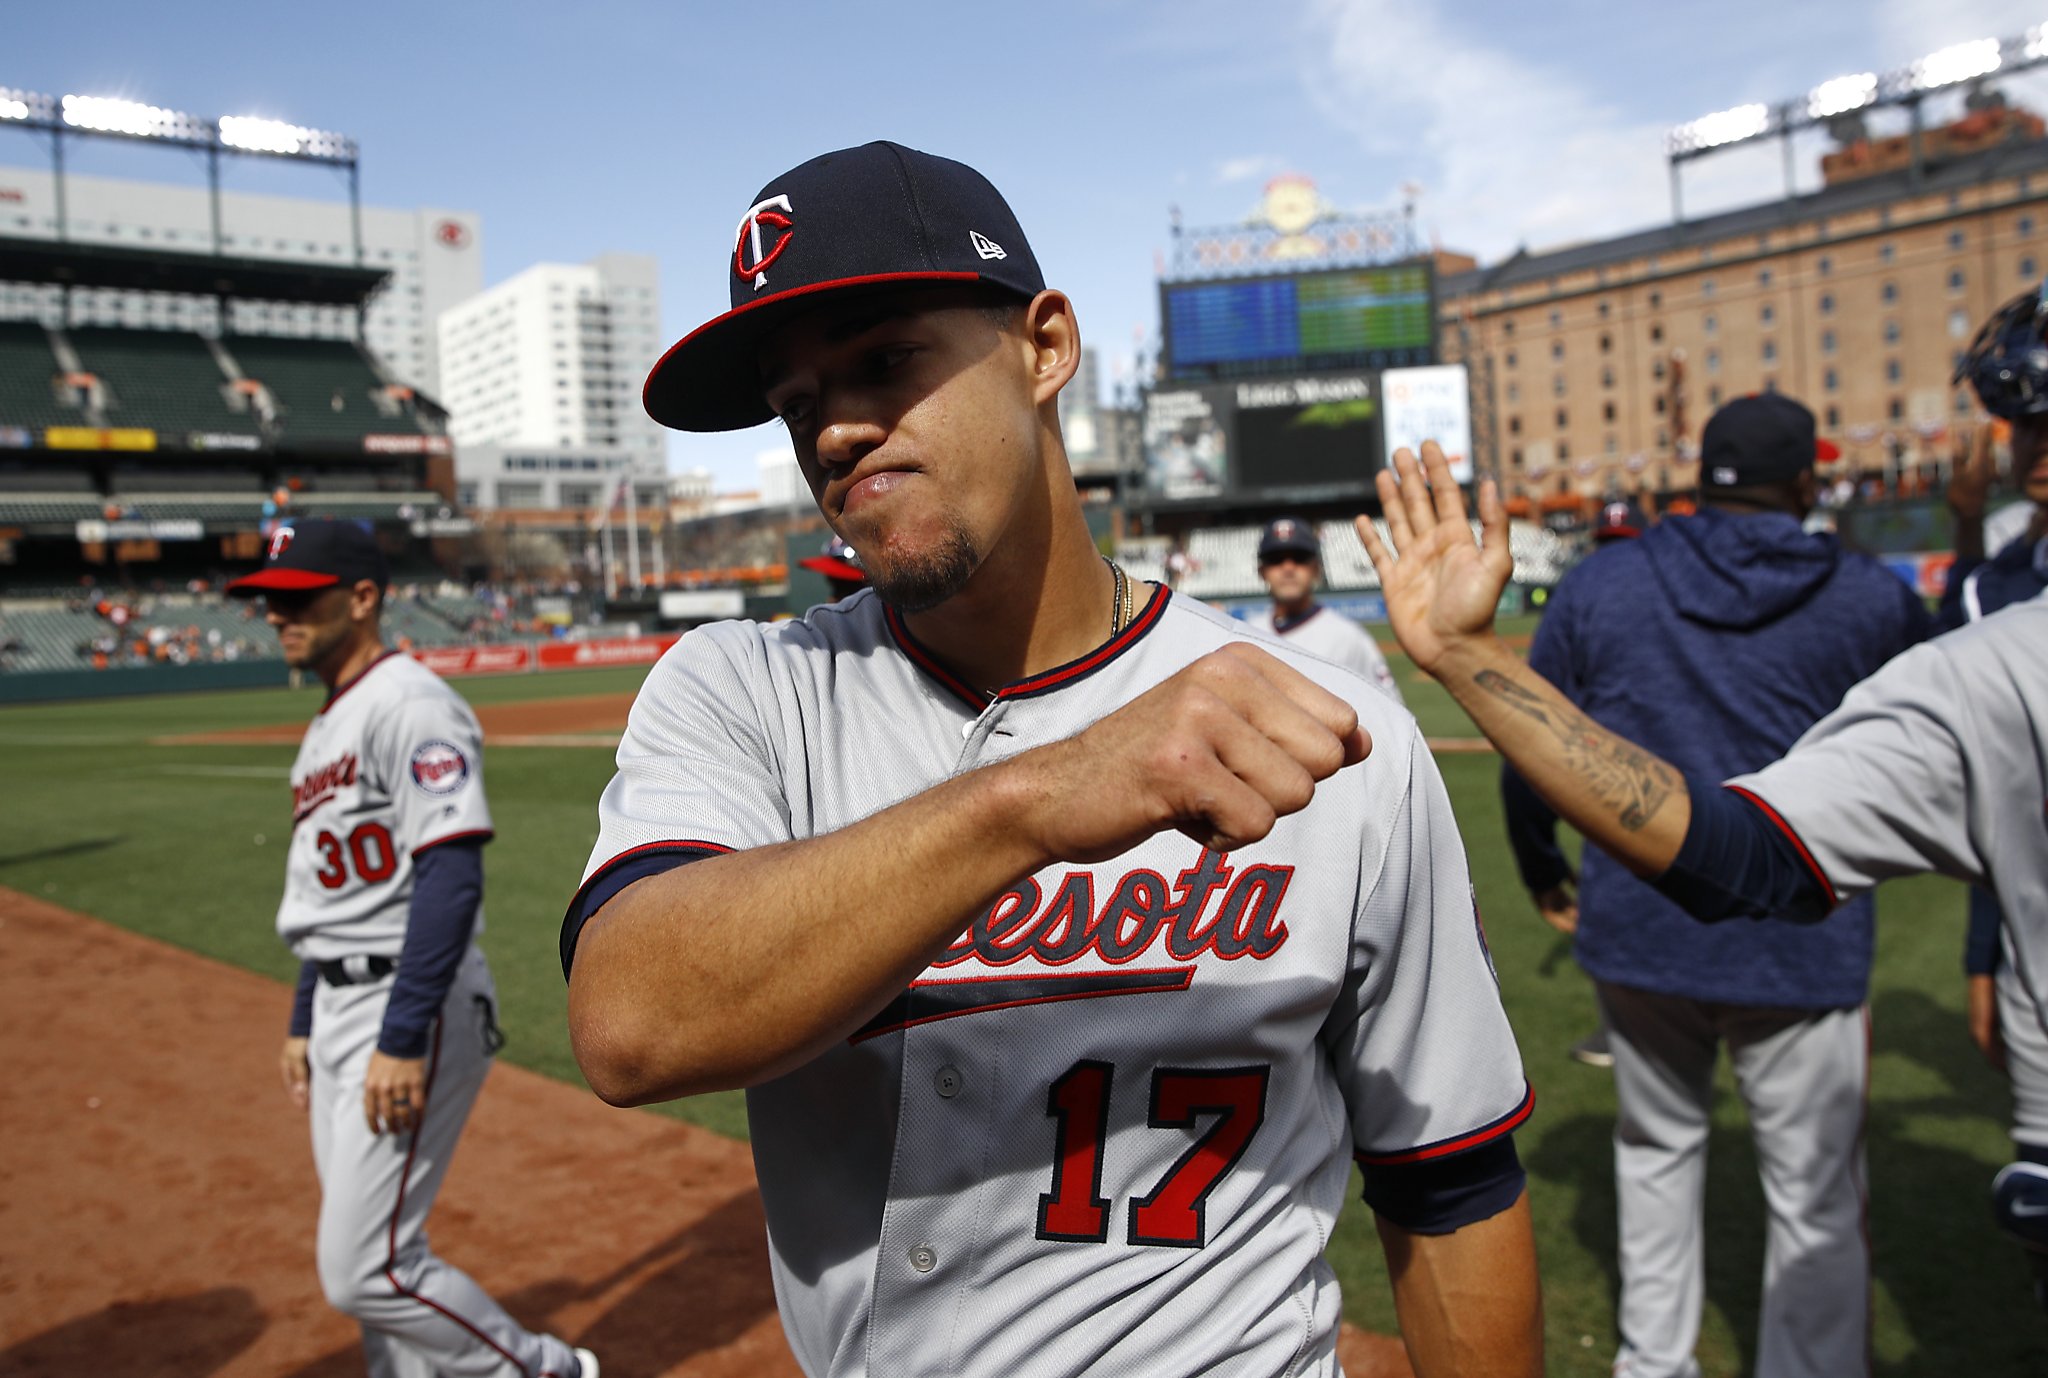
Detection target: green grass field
<box><xmin>0</xmin><ymin>646</ymin><xmax>2033</xmax><ymax>1375</ymax></box>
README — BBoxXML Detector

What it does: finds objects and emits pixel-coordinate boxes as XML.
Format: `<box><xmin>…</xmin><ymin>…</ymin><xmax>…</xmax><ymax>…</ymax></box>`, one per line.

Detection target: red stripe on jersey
<box><xmin>1723</xmin><ymin>784</ymin><xmax>1841</xmax><ymax>909</ymax></box>
<box><xmin>412</xmin><ymin>829</ymin><xmax>494</xmax><ymax>858</ymax></box>
<box><xmin>1355</xmin><ymin>1082</ymin><xmax>1535</xmax><ymax>1166</ymax></box>
<box><xmin>883</xmin><ymin>581</ymin><xmax>1170</xmax><ymax>709</ymax></box>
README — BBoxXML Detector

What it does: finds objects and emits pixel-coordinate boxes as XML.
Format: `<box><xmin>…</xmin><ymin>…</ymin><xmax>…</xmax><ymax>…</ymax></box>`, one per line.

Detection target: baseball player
<box><xmin>1495</xmin><ymin>395</ymin><xmax>1930</xmax><ymax>1378</ymax></box>
<box><xmin>563</xmin><ymin>142</ymin><xmax>1540</xmax><ymax>1377</ymax></box>
<box><xmin>1359</xmin><ymin>439</ymin><xmax>2048</xmax><ymax>1309</ymax></box>
<box><xmin>230</xmin><ymin>520</ymin><xmax>595</xmax><ymax>1378</ymax></box>
<box><xmin>1243</xmin><ymin>516</ymin><xmax>1403</xmax><ymax>704</ymax></box>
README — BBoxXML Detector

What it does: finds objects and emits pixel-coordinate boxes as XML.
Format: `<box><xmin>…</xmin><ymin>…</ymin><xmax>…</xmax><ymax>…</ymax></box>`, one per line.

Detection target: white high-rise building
<box><xmin>437</xmin><ymin>256</ymin><xmax>665</xmax><ymax>507</ymax></box>
<box><xmin>0</xmin><ymin>163</ymin><xmax>480</xmax><ymax>398</ymax></box>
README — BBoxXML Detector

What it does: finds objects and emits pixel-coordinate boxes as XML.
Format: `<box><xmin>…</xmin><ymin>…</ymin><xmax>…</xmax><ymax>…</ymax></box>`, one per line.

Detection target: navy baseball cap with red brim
<box><xmin>644</xmin><ymin>141</ymin><xmax>1046</xmax><ymax>434</ymax></box>
<box><xmin>226</xmin><ymin>518</ymin><xmax>389</xmax><ymax>597</ymax></box>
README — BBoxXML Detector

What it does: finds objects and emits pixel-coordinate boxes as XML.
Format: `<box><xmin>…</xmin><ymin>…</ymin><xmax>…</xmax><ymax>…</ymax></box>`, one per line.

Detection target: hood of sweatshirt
<box><xmin>1640</xmin><ymin>507</ymin><xmax>1839</xmax><ymax>631</ymax></box>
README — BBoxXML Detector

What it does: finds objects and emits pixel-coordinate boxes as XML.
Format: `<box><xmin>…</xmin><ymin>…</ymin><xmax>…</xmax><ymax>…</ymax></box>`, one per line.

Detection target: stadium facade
<box><xmin>0</xmin><ymin>162</ymin><xmax>480</xmax><ymax>399</ymax></box>
<box><xmin>1437</xmin><ymin>106</ymin><xmax>2047</xmax><ymax>506</ymax></box>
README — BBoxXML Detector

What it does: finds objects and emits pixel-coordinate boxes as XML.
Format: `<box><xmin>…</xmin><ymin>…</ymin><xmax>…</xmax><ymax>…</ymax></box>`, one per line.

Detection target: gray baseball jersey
<box><xmin>281</xmin><ymin>651</ymin><xmax>494</xmax><ymax>961</ymax></box>
<box><xmin>574</xmin><ymin>584</ymin><xmax>1528</xmax><ymax>1378</ymax></box>
<box><xmin>1726</xmin><ymin>591</ymin><xmax>2048</xmax><ymax>1018</ymax></box>
<box><xmin>1245</xmin><ymin>605</ymin><xmax>1404</xmax><ymax>705</ymax></box>
<box><xmin>281</xmin><ymin>650</ymin><xmax>579</xmax><ymax>1377</ymax></box>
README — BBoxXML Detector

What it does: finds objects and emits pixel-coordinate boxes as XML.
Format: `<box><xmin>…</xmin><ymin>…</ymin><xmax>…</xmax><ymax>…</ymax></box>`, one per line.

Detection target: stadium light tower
<box><xmin>0</xmin><ymin>86</ymin><xmax>363</xmax><ymax>260</ymax></box>
<box><xmin>1662</xmin><ymin>25</ymin><xmax>2048</xmax><ymax>222</ymax></box>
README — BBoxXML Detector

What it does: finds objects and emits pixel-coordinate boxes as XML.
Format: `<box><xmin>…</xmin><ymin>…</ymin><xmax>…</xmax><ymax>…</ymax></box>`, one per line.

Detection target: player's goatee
<box><xmin>866</xmin><ymin>527</ymin><xmax>980</xmax><ymax>613</ymax></box>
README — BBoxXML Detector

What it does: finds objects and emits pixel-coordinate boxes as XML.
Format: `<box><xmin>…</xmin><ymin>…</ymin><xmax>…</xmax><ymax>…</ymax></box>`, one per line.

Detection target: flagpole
<box><xmin>626</xmin><ymin>476</ymin><xmax>642</xmax><ymax>589</ymax></box>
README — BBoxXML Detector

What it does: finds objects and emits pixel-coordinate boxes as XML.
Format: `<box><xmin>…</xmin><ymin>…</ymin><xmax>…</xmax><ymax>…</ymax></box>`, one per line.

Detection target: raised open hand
<box><xmin>1355</xmin><ymin>440</ymin><xmax>1514</xmax><ymax>674</ymax></box>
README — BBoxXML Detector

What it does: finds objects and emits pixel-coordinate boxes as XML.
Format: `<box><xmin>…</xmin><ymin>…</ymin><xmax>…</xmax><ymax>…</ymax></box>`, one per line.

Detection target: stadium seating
<box><xmin>68</xmin><ymin>328</ymin><xmax>259</xmax><ymax>439</ymax></box>
<box><xmin>228</xmin><ymin>336</ymin><xmax>420</xmax><ymax>444</ymax></box>
<box><xmin>0</xmin><ymin>494</ymin><xmax>111</xmax><ymax>524</ymax></box>
<box><xmin>0</xmin><ymin>322</ymin><xmax>83</xmax><ymax>430</ymax></box>
<box><xmin>0</xmin><ymin>605</ymin><xmax>112</xmax><ymax>671</ymax></box>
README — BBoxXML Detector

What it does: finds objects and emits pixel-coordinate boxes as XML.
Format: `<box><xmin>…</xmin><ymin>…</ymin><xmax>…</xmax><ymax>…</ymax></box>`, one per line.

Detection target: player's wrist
<box><xmin>1424</xmin><ymin>631</ymin><xmax>1510</xmax><ymax>685</ymax></box>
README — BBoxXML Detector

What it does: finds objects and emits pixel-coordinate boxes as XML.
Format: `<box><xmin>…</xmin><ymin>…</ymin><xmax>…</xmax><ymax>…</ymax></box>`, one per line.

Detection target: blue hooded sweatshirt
<box><xmin>1503</xmin><ymin>507</ymin><xmax>1932</xmax><ymax>1008</ymax></box>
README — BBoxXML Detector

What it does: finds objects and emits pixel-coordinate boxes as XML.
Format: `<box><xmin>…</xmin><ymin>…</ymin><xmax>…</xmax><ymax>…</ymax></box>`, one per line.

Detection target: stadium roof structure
<box><xmin>0</xmin><ymin>235</ymin><xmax>390</xmax><ymax>307</ymax></box>
<box><xmin>1442</xmin><ymin>132</ymin><xmax>2048</xmax><ymax>299</ymax></box>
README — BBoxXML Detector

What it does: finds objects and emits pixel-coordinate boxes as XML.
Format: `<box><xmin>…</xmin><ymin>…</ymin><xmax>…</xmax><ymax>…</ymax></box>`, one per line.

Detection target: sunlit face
<box><xmin>261</xmin><ymin>584</ymin><xmax>363</xmax><ymax>671</ymax></box>
<box><xmin>2013</xmin><ymin>414</ymin><xmax>2048</xmax><ymax>505</ymax></box>
<box><xmin>759</xmin><ymin>289</ymin><xmax>1043</xmax><ymax>612</ymax></box>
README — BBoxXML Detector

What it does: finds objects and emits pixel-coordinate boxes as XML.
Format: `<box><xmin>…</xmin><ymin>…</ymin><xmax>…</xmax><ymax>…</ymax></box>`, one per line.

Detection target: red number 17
<box><xmin>1037</xmin><ymin>1060</ymin><xmax>1270</xmax><ymax>1249</ymax></box>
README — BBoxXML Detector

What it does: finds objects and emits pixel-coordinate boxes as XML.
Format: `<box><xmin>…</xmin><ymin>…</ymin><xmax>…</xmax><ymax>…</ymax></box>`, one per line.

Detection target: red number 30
<box><xmin>313</xmin><ymin>821</ymin><xmax>399</xmax><ymax>890</ymax></box>
<box><xmin>1037</xmin><ymin>1060</ymin><xmax>1269</xmax><ymax>1248</ymax></box>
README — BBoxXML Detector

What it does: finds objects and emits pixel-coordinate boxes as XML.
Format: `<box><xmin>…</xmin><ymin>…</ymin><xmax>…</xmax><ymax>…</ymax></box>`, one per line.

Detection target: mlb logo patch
<box><xmin>410</xmin><ymin>741</ymin><xmax>470</xmax><ymax>796</ymax></box>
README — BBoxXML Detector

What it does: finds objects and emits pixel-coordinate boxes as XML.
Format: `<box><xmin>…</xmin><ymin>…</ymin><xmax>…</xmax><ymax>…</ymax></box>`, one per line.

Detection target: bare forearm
<box><xmin>1432</xmin><ymin>636</ymin><xmax>1689</xmax><ymax>876</ymax></box>
<box><xmin>1379</xmin><ymin>1192</ymin><xmax>1543</xmax><ymax>1377</ymax></box>
<box><xmin>569</xmin><ymin>758</ymin><xmax>1056</xmax><ymax>1104</ymax></box>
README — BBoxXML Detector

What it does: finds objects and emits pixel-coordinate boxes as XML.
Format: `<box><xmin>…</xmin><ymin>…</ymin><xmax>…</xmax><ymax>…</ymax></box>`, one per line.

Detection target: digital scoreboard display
<box><xmin>1162</xmin><ymin>264</ymin><xmax>1435</xmax><ymax>381</ymax></box>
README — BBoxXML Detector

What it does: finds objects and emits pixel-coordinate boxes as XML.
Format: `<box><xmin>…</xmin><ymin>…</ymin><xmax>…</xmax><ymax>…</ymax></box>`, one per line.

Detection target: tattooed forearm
<box><xmin>1473</xmin><ymin>668</ymin><xmax>1680</xmax><ymax>831</ymax></box>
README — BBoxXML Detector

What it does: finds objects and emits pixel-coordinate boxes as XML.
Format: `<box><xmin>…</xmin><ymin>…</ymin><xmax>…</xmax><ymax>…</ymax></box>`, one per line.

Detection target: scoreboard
<box><xmin>1161</xmin><ymin>263</ymin><xmax>1435</xmax><ymax>382</ymax></box>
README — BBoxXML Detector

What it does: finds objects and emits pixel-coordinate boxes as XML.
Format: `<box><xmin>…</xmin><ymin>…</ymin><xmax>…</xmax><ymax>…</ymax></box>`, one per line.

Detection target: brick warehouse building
<box><xmin>1437</xmin><ymin>106</ymin><xmax>2047</xmax><ymax>508</ymax></box>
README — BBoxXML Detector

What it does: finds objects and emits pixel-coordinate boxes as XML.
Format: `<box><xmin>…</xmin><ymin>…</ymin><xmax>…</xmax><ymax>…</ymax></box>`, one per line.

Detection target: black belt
<box><xmin>318</xmin><ymin>955</ymin><xmax>395</xmax><ymax>986</ymax></box>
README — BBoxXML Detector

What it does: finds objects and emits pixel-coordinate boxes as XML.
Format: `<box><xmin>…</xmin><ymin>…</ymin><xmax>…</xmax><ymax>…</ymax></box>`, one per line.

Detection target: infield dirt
<box><xmin>0</xmin><ymin>889</ymin><xmax>1414</xmax><ymax>1377</ymax></box>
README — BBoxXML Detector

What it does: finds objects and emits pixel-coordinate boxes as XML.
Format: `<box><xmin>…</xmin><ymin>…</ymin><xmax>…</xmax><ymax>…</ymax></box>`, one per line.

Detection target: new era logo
<box><xmin>970</xmin><ymin>230</ymin><xmax>1007</xmax><ymax>261</ymax></box>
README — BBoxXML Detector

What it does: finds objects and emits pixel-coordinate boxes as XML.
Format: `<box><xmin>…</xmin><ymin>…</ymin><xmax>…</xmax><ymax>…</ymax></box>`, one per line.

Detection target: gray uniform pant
<box><xmin>309</xmin><ymin>948</ymin><xmax>578</xmax><ymax>1378</ymax></box>
<box><xmin>1597</xmin><ymin>982</ymin><xmax>1869</xmax><ymax>1378</ymax></box>
<box><xmin>1998</xmin><ymin>947</ymin><xmax>2048</xmax><ymax>1152</ymax></box>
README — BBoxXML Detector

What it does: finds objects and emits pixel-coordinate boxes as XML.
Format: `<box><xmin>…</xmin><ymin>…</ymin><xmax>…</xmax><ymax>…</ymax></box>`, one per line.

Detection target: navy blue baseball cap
<box><xmin>798</xmin><ymin>533</ymin><xmax>866</xmax><ymax>583</ymax></box>
<box><xmin>1956</xmin><ymin>284</ymin><xmax>2048</xmax><ymax>420</ymax></box>
<box><xmin>1700</xmin><ymin>394</ymin><xmax>1838</xmax><ymax>489</ymax></box>
<box><xmin>226</xmin><ymin>518</ymin><xmax>388</xmax><ymax>596</ymax></box>
<box><xmin>644</xmin><ymin>141</ymin><xmax>1047</xmax><ymax>433</ymax></box>
<box><xmin>1257</xmin><ymin>517</ymin><xmax>1321</xmax><ymax>563</ymax></box>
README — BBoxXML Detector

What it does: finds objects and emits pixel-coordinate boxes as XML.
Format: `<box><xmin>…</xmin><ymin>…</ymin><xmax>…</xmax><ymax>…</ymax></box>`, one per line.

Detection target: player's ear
<box><xmin>349</xmin><ymin>579</ymin><xmax>383</xmax><ymax>625</ymax></box>
<box><xmin>1023</xmin><ymin>289</ymin><xmax>1080</xmax><ymax>408</ymax></box>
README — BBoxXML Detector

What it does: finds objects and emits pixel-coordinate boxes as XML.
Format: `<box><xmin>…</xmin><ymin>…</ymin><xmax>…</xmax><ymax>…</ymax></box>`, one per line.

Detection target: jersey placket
<box><xmin>865</xmin><ymin>695</ymin><xmax>1014</xmax><ymax>1375</ymax></box>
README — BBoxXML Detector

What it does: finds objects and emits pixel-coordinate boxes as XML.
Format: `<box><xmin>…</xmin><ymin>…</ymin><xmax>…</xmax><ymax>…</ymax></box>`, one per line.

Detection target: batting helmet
<box><xmin>1955</xmin><ymin>282</ymin><xmax>2048</xmax><ymax>420</ymax></box>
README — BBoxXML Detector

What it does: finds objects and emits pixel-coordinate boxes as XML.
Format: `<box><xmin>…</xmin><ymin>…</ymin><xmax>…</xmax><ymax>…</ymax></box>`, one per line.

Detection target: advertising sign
<box><xmin>1380</xmin><ymin>364</ymin><xmax>1473</xmax><ymax>484</ymax></box>
<box><xmin>535</xmin><ymin>634</ymin><xmax>681</xmax><ymax>670</ymax></box>
<box><xmin>410</xmin><ymin>644</ymin><xmax>534</xmax><ymax>677</ymax></box>
<box><xmin>1231</xmin><ymin>372</ymin><xmax>1380</xmax><ymax>496</ymax></box>
<box><xmin>45</xmin><ymin>426</ymin><xmax>157</xmax><ymax>451</ymax></box>
<box><xmin>1142</xmin><ymin>387</ymin><xmax>1231</xmax><ymax>500</ymax></box>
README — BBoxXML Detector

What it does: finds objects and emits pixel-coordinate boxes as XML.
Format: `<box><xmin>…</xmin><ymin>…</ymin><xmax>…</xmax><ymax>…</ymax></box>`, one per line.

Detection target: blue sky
<box><xmin>8</xmin><ymin>0</ymin><xmax>2041</xmax><ymax>489</ymax></box>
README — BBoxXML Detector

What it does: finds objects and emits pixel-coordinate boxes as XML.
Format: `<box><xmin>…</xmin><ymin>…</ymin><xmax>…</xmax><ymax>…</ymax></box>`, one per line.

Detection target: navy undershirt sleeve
<box><xmin>558</xmin><ymin>846</ymin><xmax>723</xmax><ymax>980</ymax></box>
<box><xmin>290</xmin><ymin>959</ymin><xmax>318</xmax><ymax>1037</ymax></box>
<box><xmin>1964</xmin><ymin>887</ymin><xmax>2003</xmax><ymax>977</ymax></box>
<box><xmin>1500</xmin><ymin>764</ymin><xmax>1573</xmax><ymax>895</ymax></box>
<box><xmin>1651</xmin><ymin>781</ymin><xmax>1834</xmax><ymax>925</ymax></box>
<box><xmin>1359</xmin><ymin>1136</ymin><xmax>1526</xmax><ymax>1235</ymax></box>
<box><xmin>377</xmin><ymin>840</ymin><xmax>485</xmax><ymax>1059</ymax></box>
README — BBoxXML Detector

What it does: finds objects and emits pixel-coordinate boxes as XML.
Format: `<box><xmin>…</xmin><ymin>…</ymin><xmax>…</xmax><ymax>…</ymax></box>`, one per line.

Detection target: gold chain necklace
<box><xmin>1108</xmin><ymin>559</ymin><xmax>1133</xmax><ymax>637</ymax></box>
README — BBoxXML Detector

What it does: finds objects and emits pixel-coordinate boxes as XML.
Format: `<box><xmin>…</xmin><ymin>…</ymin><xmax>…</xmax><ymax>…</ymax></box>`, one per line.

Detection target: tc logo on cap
<box><xmin>735</xmin><ymin>195</ymin><xmax>795</xmax><ymax>291</ymax></box>
<box><xmin>267</xmin><ymin>526</ymin><xmax>296</xmax><ymax>559</ymax></box>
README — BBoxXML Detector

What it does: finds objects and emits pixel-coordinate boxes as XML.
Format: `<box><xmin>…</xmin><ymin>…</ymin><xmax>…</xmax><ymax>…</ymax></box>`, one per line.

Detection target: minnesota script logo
<box><xmin>292</xmin><ymin>753</ymin><xmax>358</xmax><ymax>824</ymax></box>
<box><xmin>853</xmin><ymin>849</ymin><xmax>1293</xmax><ymax>1041</ymax></box>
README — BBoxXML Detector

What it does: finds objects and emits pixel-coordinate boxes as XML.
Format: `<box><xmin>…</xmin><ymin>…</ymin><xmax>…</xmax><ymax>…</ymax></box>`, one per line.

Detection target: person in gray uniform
<box><xmin>1495</xmin><ymin>395</ymin><xmax>1929</xmax><ymax>1378</ymax></box>
<box><xmin>1244</xmin><ymin>516</ymin><xmax>1403</xmax><ymax>703</ymax></box>
<box><xmin>1358</xmin><ymin>439</ymin><xmax>2048</xmax><ymax>1310</ymax></box>
<box><xmin>231</xmin><ymin>520</ymin><xmax>595</xmax><ymax>1378</ymax></box>
<box><xmin>562</xmin><ymin>143</ymin><xmax>1541</xmax><ymax>1377</ymax></box>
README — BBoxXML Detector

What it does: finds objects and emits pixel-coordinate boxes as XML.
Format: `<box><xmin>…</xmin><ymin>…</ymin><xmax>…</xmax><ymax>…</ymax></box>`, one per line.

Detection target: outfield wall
<box><xmin>0</xmin><ymin>633</ymin><xmax>685</xmax><ymax>705</ymax></box>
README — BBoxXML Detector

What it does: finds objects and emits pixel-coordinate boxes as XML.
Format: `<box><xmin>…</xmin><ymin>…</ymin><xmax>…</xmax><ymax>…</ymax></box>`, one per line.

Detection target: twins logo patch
<box><xmin>409</xmin><ymin>740</ymin><xmax>470</xmax><ymax>796</ymax></box>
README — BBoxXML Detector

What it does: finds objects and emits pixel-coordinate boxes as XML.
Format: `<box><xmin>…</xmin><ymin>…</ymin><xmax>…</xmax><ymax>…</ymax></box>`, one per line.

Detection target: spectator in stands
<box><xmin>1244</xmin><ymin>517</ymin><xmax>1402</xmax><ymax>703</ymax></box>
<box><xmin>1498</xmin><ymin>394</ymin><xmax>1930</xmax><ymax>1378</ymax></box>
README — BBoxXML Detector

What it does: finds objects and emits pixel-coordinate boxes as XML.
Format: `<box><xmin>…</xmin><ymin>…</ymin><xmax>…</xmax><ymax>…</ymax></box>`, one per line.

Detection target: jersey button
<box><xmin>908</xmin><ymin>1244</ymin><xmax>938</xmax><ymax>1274</ymax></box>
<box><xmin>934</xmin><ymin>1065</ymin><xmax>963</xmax><ymax>1099</ymax></box>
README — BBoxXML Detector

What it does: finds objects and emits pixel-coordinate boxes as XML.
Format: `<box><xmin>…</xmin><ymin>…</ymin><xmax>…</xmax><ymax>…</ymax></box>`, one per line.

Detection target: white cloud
<box><xmin>1298</xmin><ymin>0</ymin><xmax>1682</xmax><ymax>259</ymax></box>
<box><xmin>1298</xmin><ymin>0</ymin><xmax>2048</xmax><ymax>264</ymax></box>
<box><xmin>1214</xmin><ymin>155</ymin><xmax>1282</xmax><ymax>184</ymax></box>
